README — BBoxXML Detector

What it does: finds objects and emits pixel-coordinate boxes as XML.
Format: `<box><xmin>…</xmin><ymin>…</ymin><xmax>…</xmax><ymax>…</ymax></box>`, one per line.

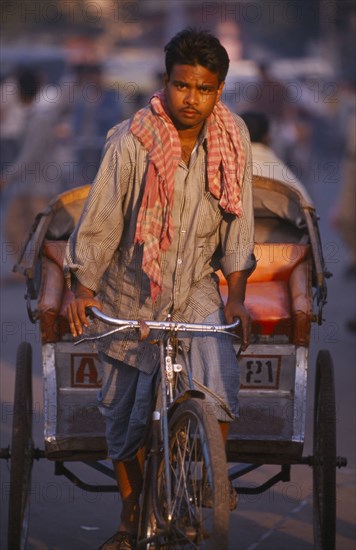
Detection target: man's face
<box><xmin>164</xmin><ymin>64</ymin><xmax>224</xmax><ymax>131</ymax></box>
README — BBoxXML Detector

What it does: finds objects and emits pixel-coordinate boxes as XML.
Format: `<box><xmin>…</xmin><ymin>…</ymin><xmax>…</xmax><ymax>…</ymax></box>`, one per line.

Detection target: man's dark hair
<box><xmin>164</xmin><ymin>28</ymin><xmax>230</xmax><ymax>83</ymax></box>
<box><xmin>240</xmin><ymin>111</ymin><xmax>270</xmax><ymax>143</ymax></box>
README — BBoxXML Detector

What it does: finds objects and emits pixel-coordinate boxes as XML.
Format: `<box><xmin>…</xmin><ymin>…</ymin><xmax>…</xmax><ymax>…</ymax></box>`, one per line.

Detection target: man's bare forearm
<box><xmin>224</xmin><ymin>270</ymin><xmax>251</xmax><ymax>349</ymax></box>
<box><xmin>75</xmin><ymin>280</ymin><xmax>95</xmax><ymax>299</ymax></box>
<box><xmin>226</xmin><ymin>270</ymin><xmax>249</xmax><ymax>303</ymax></box>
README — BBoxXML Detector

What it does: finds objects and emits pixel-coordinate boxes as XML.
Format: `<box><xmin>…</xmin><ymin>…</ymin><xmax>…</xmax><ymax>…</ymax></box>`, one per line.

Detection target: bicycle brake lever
<box><xmin>219</xmin><ymin>330</ymin><xmax>242</xmax><ymax>339</ymax></box>
<box><xmin>73</xmin><ymin>324</ymin><xmax>134</xmax><ymax>345</ymax></box>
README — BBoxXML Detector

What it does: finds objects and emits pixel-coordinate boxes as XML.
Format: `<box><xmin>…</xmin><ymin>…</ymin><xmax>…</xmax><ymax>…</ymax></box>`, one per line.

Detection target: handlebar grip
<box><xmin>85</xmin><ymin>306</ymin><xmax>91</xmax><ymax>315</ymax></box>
<box><xmin>84</xmin><ymin>306</ymin><xmax>97</xmax><ymax>319</ymax></box>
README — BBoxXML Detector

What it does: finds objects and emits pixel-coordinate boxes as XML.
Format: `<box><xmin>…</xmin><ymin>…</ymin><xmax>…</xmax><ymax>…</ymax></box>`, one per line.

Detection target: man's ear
<box><xmin>163</xmin><ymin>72</ymin><xmax>169</xmax><ymax>87</ymax></box>
<box><xmin>217</xmin><ymin>81</ymin><xmax>225</xmax><ymax>101</ymax></box>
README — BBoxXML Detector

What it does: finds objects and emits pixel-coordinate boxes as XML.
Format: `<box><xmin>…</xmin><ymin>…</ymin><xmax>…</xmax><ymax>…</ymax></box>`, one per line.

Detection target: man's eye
<box><xmin>200</xmin><ymin>87</ymin><xmax>214</xmax><ymax>94</ymax></box>
<box><xmin>176</xmin><ymin>83</ymin><xmax>186</xmax><ymax>90</ymax></box>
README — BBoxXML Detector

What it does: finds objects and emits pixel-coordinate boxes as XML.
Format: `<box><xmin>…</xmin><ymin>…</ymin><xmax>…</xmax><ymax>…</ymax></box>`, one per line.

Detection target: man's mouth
<box><xmin>180</xmin><ymin>108</ymin><xmax>200</xmax><ymax>115</ymax></box>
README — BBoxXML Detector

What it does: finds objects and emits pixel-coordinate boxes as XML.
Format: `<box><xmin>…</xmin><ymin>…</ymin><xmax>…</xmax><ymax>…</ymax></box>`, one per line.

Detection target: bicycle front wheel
<box><xmin>140</xmin><ymin>398</ymin><xmax>230</xmax><ymax>549</ymax></box>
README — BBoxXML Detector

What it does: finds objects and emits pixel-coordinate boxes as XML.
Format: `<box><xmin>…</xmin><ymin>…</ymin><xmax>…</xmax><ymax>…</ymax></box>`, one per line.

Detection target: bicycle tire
<box><xmin>138</xmin><ymin>398</ymin><xmax>230</xmax><ymax>549</ymax></box>
<box><xmin>8</xmin><ymin>342</ymin><xmax>34</xmax><ymax>550</ymax></box>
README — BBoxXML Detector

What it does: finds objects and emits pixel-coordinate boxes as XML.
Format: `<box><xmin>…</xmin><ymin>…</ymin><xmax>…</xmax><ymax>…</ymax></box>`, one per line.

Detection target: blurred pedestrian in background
<box><xmin>0</xmin><ymin>67</ymin><xmax>68</xmax><ymax>283</ymax></box>
<box><xmin>254</xmin><ymin>63</ymin><xmax>287</xmax><ymax>124</ymax></box>
<box><xmin>330</xmin><ymin>86</ymin><xmax>356</xmax><ymax>332</ymax></box>
<box><xmin>253</xmin><ymin>62</ymin><xmax>314</xmax><ymax>181</ymax></box>
<box><xmin>0</xmin><ymin>69</ymin><xmax>29</xmax><ymax>171</ymax></box>
<box><xmin>71</xmin><ymin>63</ymin><xmax>123</xmax><ymax>185</ymax></box>
<box><xmin>253</xmin><ymin>62</ymin><xmax>288</xmax><ymax>159</ymax></box>
<box><xmin>240</xmin><ymin>110</ymin><xmax>313</xmax><ymax>205</ymax></box>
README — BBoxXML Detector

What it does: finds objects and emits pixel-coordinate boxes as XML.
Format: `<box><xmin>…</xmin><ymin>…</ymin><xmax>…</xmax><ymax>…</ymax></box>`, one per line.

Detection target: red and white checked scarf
<box><xmin>130</xmin><ymin>90</ymin><xmax>245</xmax><ymax>302</ymax></box>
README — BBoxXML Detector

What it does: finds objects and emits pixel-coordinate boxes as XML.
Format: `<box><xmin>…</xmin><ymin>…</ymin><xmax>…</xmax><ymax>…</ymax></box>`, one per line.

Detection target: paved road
<box><xmin>1</xmin><ymin>150</ymin><xmax>355</xmax><ymax>549</ymax></box>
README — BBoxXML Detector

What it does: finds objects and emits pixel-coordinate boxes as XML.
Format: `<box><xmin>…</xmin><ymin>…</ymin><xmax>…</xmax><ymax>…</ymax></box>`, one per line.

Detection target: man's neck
<box><xmin>176</xmin><ymin>123</ymin><xmax>204</xmax><ymax>145</ymax></box>
<box><xmin>177</xmin><ymin>124</ymin><xmax>205</xmax><ymax>166</ymax></box>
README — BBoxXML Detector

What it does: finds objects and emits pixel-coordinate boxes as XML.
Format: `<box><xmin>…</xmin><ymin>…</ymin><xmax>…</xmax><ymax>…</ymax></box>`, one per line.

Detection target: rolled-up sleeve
<box><xmin>64</xmin><ymin>128</ymin><xmax>131</xmax><ymax>293</ymax></box>
<box><xmin>219</xmin><ymin>119</ymin><xmax>256</xmax><ymax>276</ymax></box>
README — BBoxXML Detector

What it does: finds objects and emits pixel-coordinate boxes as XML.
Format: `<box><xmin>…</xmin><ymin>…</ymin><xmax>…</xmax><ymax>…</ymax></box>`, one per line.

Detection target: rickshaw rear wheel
<box><xmin>8</xmin><ymin>342</ymin><xmax>34</xmax><ymax>550</ymax></box>
<box><xmin>313</xmin><ymin>349</ymin><xmax>336</xmax><ymax>550</ymax></box>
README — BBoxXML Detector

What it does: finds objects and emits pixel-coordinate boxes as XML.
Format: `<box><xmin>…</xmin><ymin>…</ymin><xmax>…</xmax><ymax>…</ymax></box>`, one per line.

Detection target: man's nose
<box><xmin>184</xmin><ymin>88</ymin><xmax>199</xmax><ymax>105</ymax></box>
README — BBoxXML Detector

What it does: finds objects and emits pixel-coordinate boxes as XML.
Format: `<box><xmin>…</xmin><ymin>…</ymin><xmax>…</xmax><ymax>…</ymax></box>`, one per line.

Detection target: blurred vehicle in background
<box><xmin>1</xmin><ymin>43</ymin><xmax>336</xmax><ymax>121</ymax></box>
<box><xmin>0</xmin><ymin>45</ymin><xmax>67</xmax><ymax>84</ymax></box>
<box><xmin>1</xmin><ymin>42</ymin><xmax>338</xmax><ymax>185</ymax></box>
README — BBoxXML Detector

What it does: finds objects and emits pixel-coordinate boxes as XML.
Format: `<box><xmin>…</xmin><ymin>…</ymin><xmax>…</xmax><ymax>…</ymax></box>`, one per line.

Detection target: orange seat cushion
<box><xmin>245</xmin><ymin>281</ymin><xmax>292</xmax><ymax>337</ymax></box>
<box><xmin>38</xmin><ymin>240</ymin><xmax>74</xmax><ymax>342</ymax></box>
<box><xmin>38</xmin><ymin>257</ymin><xmax>65</xmax><ymax>342</ymax></box>
<box><xmin>217</xmin><ymin>243</ymin><xmax>311</xmax><ymax>342</ymax></box>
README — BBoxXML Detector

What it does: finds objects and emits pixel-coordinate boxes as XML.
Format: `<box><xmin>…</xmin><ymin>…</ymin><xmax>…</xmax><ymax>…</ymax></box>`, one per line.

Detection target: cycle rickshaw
<box><xmin>2</xmin><ymin>175</ymin><xmax>347</xmax><ymax>549</ymax></box>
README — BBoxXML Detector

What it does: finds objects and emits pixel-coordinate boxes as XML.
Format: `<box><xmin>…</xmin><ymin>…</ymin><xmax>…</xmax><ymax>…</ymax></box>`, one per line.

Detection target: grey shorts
<box><xmin>98</xmin><ymin>309</ymin><xmax>239</xmax><ymax>461</ymax></box>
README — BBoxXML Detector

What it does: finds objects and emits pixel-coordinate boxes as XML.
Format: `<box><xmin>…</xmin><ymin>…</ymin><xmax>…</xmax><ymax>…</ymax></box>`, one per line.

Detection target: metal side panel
<box><xmin>228</xmin><ymin>344</ymin><xmax>308</xmax><ymax>460</ymax></box>
<box><xmin>42</xmin><ymin>342</ymin><xmax>106</xmax><ymax>455</ymax></box>
<box><xmin>292</xmin><ymin>346</ymin><xmax>309</xmax><ymax>444</ymax></box>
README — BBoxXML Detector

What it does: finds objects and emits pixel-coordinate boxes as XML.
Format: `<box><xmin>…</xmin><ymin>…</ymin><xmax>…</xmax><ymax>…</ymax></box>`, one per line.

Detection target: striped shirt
<box><xmin>64</xmin><ymin>112</ymin><xmax>255</xmax><ymax>372</ymax></box>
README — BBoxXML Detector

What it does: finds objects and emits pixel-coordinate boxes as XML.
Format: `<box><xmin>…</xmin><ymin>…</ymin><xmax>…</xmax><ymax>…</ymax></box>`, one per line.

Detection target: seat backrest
<box><xmin>46</xmin><ymin>185</ymin><xmax>91</xmax><ymax>240</ymax></box>
<box><xmin>217</xmin><ymin>243</ymin><xmax>312</xmax><ymax>344</ymax></box>
<box><xmin>218</xmin><ymin>243</ymin><xmax>310</xmax><ymax>287</ymax></box>
<box><xmin>248</xmin><ymin>243</ymin><xmax>310</xmax><ymax>283</ymax></box>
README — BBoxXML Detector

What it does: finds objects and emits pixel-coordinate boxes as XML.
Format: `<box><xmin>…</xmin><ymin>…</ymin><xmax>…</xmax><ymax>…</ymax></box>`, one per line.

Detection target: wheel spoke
<box><xmin>172</xmin><ymin>422</ymin><xmax>194</xmax><ymax>519</ymax></box>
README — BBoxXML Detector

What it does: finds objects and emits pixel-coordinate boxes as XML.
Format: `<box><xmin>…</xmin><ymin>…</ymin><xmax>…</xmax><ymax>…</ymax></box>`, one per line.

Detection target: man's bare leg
<box><xmin>113</xmin><ymin>448</ymin><xmax>145</xmax><ymax>534</ymax></box>
<box><xmin>219</xmin><ymin>421</ymin><xmax>238</xmax><ymax>510</ymax></box>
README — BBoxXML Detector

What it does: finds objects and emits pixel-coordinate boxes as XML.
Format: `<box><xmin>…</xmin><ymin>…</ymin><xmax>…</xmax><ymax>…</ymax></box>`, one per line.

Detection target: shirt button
<box><xmin>177</xmin><ymin>258</ymin><xmax>182</xmax><ymax>265</ymax></box>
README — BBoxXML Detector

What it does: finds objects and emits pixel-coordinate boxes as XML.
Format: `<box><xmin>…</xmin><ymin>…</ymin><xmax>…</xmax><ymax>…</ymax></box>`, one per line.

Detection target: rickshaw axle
<box><xmin>229</xmin><ymin>464</ymin><xmax>291</xmax><ymax>495</ymax></box>
<box><xmin>54</xmin><ymin>461</ymin><xmax>118</xmax><ymax>493</ymax></box>
<box><xmin>301</xmin><ymin>455</ymin><xmax>348</xmax><ymax>468</ymax></box>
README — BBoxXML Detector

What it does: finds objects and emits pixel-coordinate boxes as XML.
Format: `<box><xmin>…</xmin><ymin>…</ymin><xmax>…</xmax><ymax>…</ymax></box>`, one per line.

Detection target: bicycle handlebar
<box><xmin>74</xmin><ymin>306</ymin><xmax>240</xmax><ymax>345</ymax></box>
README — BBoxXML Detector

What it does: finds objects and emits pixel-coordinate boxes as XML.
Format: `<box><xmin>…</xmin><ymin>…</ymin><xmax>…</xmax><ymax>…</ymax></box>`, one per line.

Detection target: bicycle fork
<box><xmin>157</xmin><ymin>338</ymin><xmax>183</xmax><ymax>522</ymax></box>
<box><xmin>158</xmin><ymin>339</ymin><xmax>173</xmax><ymax>523</ymax></box>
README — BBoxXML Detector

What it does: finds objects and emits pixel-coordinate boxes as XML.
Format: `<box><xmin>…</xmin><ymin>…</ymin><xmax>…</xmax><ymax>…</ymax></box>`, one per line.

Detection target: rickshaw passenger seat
<box><xmin>38</xmin><ymin>240</ymin><xmax>313</xmax><ymax>347</ymax></box>
<box><xmin>218</xmin><ymin>243</ymin><xmax>313</xmax><ymax>345</ymax></box>
<box><xmin>38</xmin><ymin>240</ymin><xmax>74</xmax><ymax>343</ymax></box>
